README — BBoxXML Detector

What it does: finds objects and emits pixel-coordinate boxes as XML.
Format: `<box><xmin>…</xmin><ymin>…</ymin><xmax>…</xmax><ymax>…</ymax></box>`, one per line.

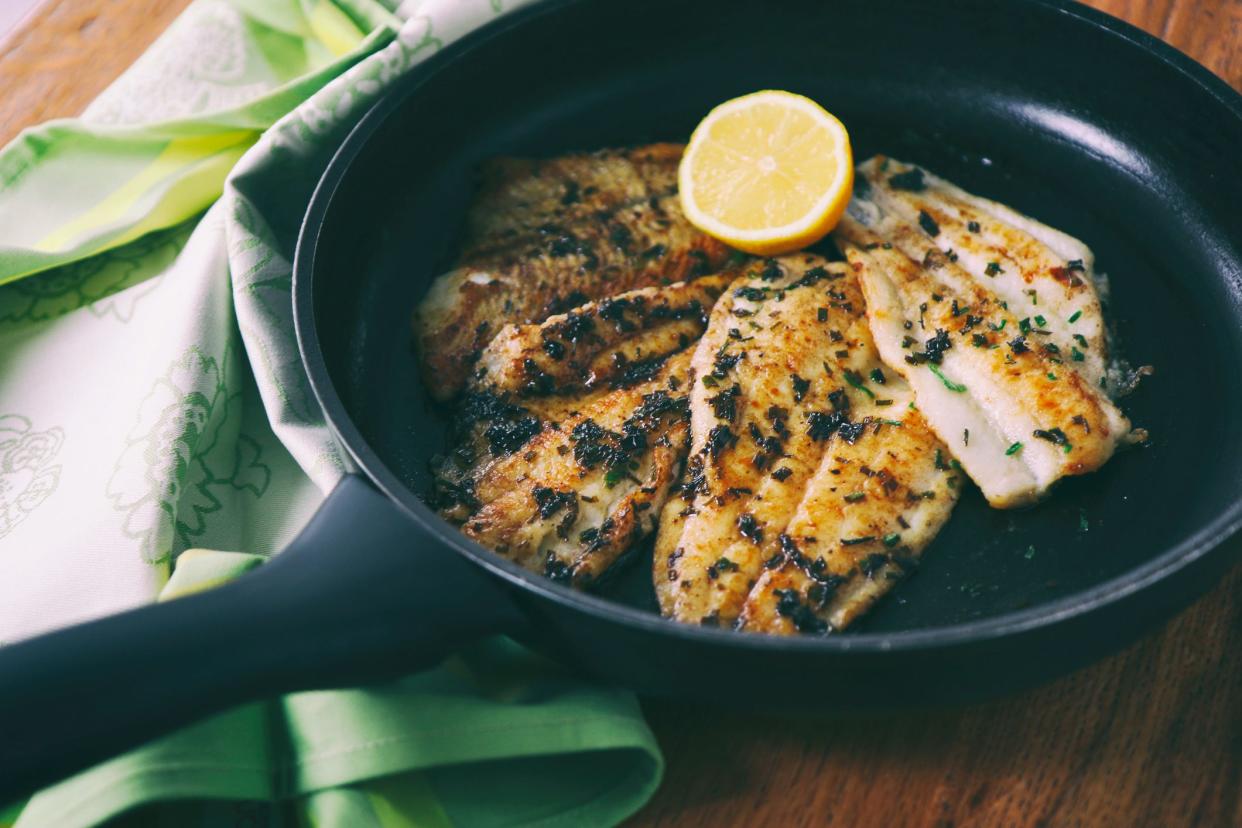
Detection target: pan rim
<box><xmin>294</xmin><ymin>0</ymin><xmax>1242</xmax><ymax>654</ymax></box>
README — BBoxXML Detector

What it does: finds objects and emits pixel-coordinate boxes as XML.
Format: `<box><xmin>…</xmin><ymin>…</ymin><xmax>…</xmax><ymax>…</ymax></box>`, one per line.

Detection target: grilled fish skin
<box><xmin>654</xmin><ymin>254</ymin><xmax>960</xmax><ymax>633</ymax></box>
<box><xmin>435</xmin><ymin>278</ymin><xmax>736</xmax><ymax>587</ymax></box>
<box><xmin>417</xmin><ymin>191</ymin><xmax>733</xmax><ymax>401</ymax></box>
<box><xmin>474</xmin><ymin>274</ymin><xmax>732</xmax><ymax>396</ymax></box>
<box><xmin>463</xmin><ymin>144</ymin><xmax>683</xmax><ymax>257</ymax></box>
<box><xmin>835</xmin><ymin>156</ymin><xmax>1138</xmax><ymax>508</ymax></box>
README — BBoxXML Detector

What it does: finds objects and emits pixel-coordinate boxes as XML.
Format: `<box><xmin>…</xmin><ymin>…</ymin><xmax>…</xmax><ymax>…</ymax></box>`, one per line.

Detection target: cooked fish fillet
<box><xmin>654</xmin><ymin>254</ymin><xmax>960</xmax><ymax>633</ymax></box>
<box><xmin>434</xmin><ymin>277</ymin><xmax>737</xmax><ymax>586</ymax></box>
<box><xmin>474</xmin><ymin>274</ymin><xmax>731</xmax><ymax>395</ymax></box>
<box><xmin>835</xmin><ymin>156</ymin><xmax>1139</xmax><ymax>508</ymax></box>
<box><xmin>463</xmin><ymin>144</ymin><xmax>683</xmax><ymax>257</ymax></box>
<box><xmin>417</xmin><ymin>192</ymin><xmax>733</xmax><ymax>400</ymax></box>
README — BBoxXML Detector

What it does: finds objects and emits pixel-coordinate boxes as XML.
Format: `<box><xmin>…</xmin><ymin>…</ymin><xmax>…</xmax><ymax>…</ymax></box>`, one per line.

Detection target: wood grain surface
<box><xmin>1</xmin><ymin>1</ymin><xmax>1239</xmax><ymax>827</ymax></box>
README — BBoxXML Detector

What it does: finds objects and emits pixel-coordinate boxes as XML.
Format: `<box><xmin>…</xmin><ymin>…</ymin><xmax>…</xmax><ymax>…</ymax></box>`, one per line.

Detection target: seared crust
<box><xmin>463</xmin><ymin>143</ymin><xmax>684</xmax><ymax>257</ymax></box>
<box><xmin>434</xmin><ymin>276</ymin><xmax>739</xmax><ymax>587</ymax></box>
<box><xmin>654</xmin><ymin>254</ymin><xmax>960</xmax><ymax>633</ymax></box>
<box><xmin>417</xmin><ymin>187</ymin><xmax>733</xmax><ymax>401</ymax></box>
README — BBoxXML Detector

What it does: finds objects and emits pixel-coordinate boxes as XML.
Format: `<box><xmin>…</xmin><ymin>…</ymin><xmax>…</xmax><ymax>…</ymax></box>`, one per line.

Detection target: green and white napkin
<box><xmin>0</xmin><ymin>1</ymin><xmax>662</xmax><ymax>825</ymax></box>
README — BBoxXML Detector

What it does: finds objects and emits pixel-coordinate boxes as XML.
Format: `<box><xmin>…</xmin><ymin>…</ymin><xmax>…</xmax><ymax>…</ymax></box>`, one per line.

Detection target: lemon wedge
<box><xmin>679</xmin><ymin>90</ymin><xmax>854</xmax><ymax>255</ymax></box>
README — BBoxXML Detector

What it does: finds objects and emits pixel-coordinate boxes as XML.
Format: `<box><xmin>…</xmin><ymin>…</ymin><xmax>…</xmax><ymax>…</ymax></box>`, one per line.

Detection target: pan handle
<box><xmin>0</xmin><ymin>475</ymin><xmax>521</xmax><ymax>803</ymax></box>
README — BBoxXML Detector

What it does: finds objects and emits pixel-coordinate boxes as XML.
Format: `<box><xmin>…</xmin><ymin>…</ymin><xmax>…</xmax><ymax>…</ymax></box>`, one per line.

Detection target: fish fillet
<box><xmin>418</xmin><ymin>193</ymin><xmax>733</xmax><ymax>401</ymax></box>
<box><xmin>654</xmin><ymin>254</ymin><xmax>960</xmax><ymax>633</ymax></box>
<box><xmin>835</xmin><ymin>156</ymin><xmax>1139</xmax><ymax>508</ymax></box>
<box><xmin>463</xmin><ymin>144</ymin><xmax>683</xmax><ymax>257</ymax></box>
<box><xmin>434</xmin><ymin>276</ymin><xmax>735</xmax><ymax>586</ymax></box>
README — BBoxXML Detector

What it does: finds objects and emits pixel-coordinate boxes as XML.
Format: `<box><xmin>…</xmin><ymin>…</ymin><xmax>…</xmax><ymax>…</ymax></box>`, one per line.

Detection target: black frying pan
<box><xmin>2</xmin><ymin>0</ymin><xmax>1240</xmax><ymax>802</ymax></box>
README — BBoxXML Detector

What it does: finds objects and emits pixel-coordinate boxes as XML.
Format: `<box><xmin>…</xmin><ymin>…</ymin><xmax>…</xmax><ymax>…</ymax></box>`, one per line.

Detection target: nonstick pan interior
<box><xmin>309</xmin><ymin>0</ymin><xmax>1242</xmax><ymax>637</ymax></box>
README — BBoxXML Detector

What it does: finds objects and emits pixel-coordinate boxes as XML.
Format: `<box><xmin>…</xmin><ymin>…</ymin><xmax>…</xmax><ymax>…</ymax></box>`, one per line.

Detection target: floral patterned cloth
<box><xmin>0</xmin><ymin>2</ymin><xmax>662</xmax><ymax>826</ymax></box>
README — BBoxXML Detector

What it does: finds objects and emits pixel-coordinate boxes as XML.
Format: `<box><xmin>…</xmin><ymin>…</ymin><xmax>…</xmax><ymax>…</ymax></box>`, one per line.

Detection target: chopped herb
<box><xmin>918</xmin><ymin>210</ymin><xmax>940</xmax><ymax>236</ymax></box>
<box><xmin>760</xmin><ymin>259</ymin><xmax>784</xmax><ymax>281</ymax></box>
<box><xmin>1073</xmin><ymin>333</ymin><xmax>1089</xmax><ymax>347</ymax></box>
<box><xmin>733</xmin><ymin>285</ymin><xmax>769</xmax><ymax>302</ymax></box>
<box><xmin>870</xmin><ymin>368</ymin><xmax>886</xmax><ymax>385</ymax></box>
<box><xmin>1006</xmin><ymin>442</ymin><xmax>1023</xmax><ymax>456</ymax></box>
<box><xmin>1071</xmin><ymin>347</ymin><xmax>1085</xmax><ymax>362</ymax></box>
<box><xmin>738</xmin><ymin>513</ymin><xmax>763</xmax><ymax>543</ymax></box>
<box><xmin>818</xmin><ymin>307</ymin><xmax>828</xmax><ymax>322</ymax></box>
<box><xmin>1066</xmin><ymin>259</ymin><xmax>1085</xmax><ymax>271</ymax></box>
<box><xmin>963</xmin><ymin>428</ymin><xmax>970</xmax><ymax>446</ymax></box>
<box><xmin>929</xmin><ymin>363</ymin><xmax>967</xmax><ymax>392</ymax></box>
<box><xmin>792</xmin><ymin>374</ymin><xmax>811</xmax><ymax>402</ymax></box>
<box><xmin>841</xmin><ymin>536</ymin><xmax>876</xmax><ymax>546</ymax></box>
<box><xmin>971</xmin><ymin>333</ymin><xmax>989</xmax><ymax>347</ymax></box>
<box><xmin>1046</xmin><ymin>372</ymin><xmax>1057</xmax><ymax>381</ymax></box>
<box><xmin>967</xmin><ymin>220</ymin><xmax>981</xmax><ymax>233</ymax></box>
<box><xmin>844</xmin><ymin>492</ymin><xmax>866</xmax><ymax>503</ymax></box>
<box><xmin>772</xmin><ymin>467</ymin><xmax>793</xmax><ymax>481</ymax></box>
<box><xmin>1034</xmin><ymin>314</ymin><xmax>1047</xmax><ymax>327</ymax></box>
<box><xmin>876</xmin><ymin>399</ymin><xmax>894</xmax><ymax>407</ymax></box>
<box><xmin>807</xmin><ymin>411</ymin><xmax>846</xmax><ymax>441</ymax></box>
<box><xmin>1068</xmin><ymin>310</ymin><xmax>1082</xmax><ymax>323</ymax></box>
<box><xmin>1079</xmin><ymin>509</ymin><xmax>1090</xmax><ymax>533</ymax></box>
<box><xmin>1027</xmin><ymin>289</ymin><xmax>1039</xmax><ymax>305</ymax></box>
<box><xmin>883</xmin><ymin>533</ymin><xmax>902</xmax><ymax>547</ymax></box>
<box><xmin>1019</xmin><ymin>317</ymin><xmax>1032</xmax><ymax>334</ymax></box>
<box><xmin>985</xmin><ymin>261</ymin><xmax>1003</xmax><ymax>277</ymax></box>
<box><xmin>889</xmin><ymin>167</ymin><xmax>926</xmax><ymax>191</ymax></box>
<box><xmin>905</xmin><ymin>328</ymin><xmax>953</xmax><ymax>365</ymax></box>
<box><xmin>1033</xmin><ymin>427</ymin><xmax>1068</xmax><ymax>445</ymax></box>
<box><xmin>991</xmin><ymin>319</ymin><xmax>1007</xmax><ymax>332</ymax></box>
<box><xmin>701</xmin><ymin>375</ymin><xmax>719</xmax><ymax>388</ymax></box>
<box><xmin>844</xmin><ymin>370</ymin><xmax>876</xmax><ymax>398</ymax></box>
<box><xmin>882</xmin><ymin>419</ymin><xmax>903</xmax><ymax>426</ymax></box>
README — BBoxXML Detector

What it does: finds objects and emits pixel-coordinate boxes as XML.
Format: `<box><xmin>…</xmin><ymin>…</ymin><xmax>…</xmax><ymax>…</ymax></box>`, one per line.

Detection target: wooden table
<box><xmin>2</xmin><ymin>1</ymin><xmax>1239</xmax><ymax>826</ymax></box>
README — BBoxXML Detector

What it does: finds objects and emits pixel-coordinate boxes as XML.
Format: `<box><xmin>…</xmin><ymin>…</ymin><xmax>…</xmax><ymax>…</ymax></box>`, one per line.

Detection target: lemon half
<box><xmin>679</xmin><ymin>90</ymin><xmax>854</xmax><ymax>256</ymax></box>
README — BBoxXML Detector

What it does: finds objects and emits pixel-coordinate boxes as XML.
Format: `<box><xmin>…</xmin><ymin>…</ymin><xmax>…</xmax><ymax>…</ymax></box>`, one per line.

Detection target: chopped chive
<box><xmin>882</xmin><ymin>419</ymin><xmax>903</xmax><ymax>426</ymax></box>
<box><xmin>1019</xmin><ymin>317</ymin><xmax>1032</xmax><ymax>334</ymax></box>
<box><xmin>1047</xmin><ymin>372</ymin><xmax>1057</xmax><ymax>381</ymax></box>
<box><xmin>1063</xmin><ymin>442</ymin><xmax>1073</xmax><ymax>454</ymax></box>
<box><xmin>870</xmin><ymin>368</ymin><xmax>886</xmax><ymax>385</ymax></box>
<box><xmin>1073</xmin><ymin>333</ymin><xmax>1089</xmax><ymax>347</ymax></box>
<box><xmin>1071</xmin><ymin>347</ymin><xmax>1085</xmax><ymax>362</ymax></box>
<box><xmin>883</xmin><ymin>533</ymin><xmax>901</xmax><ymax>547</ymax></box>
<box><xmin>844</xmin><ymin>492</ymin><xmax>866</xmax><ymax>503</ymax></box>
<box><xmin>985</xmin><ymin>261</ymin><xmax>1003</xmax><ymax>277</ymax></box>
<box><xmin>929</xmin><ymin>364</ymin><xmax>967</xmax><ymax>392</ymax></box>
<box><xmin>967</xmin><ymin>221</ymin><xmax>981</xmax><ymax>233</ymax></box>
<box><xmin>841</xmin><ymin>536</ymin><xmax>875</xmax><ymax>546</ymax></box>
<box><xmin>991</xmin><ymin>319</ymin><xmax>1007</xmax><ymax>332</ymax></box>
<box><xmin>844</xmin><ymin>370</ymin><xmax>876</xmax><ymax>398</ymax></box>
<box><xmin>1079</xmin><ymin>509</ymin><xmax>1089</xmax><ymax>533</ymax></box>
<box><xmin>1068</xmin><ymin>310</ymin><xmax>1082</xmax><ymax>323</ymax></box>
<box><xmin>1005</xmin><ymin>442</ymin><xmax>1023</xmax><ymax>456</ymax></box>
<box><xmin>1034</xmin><ymin>314</ymin><xmax>1047</xmax><ymax>327</ymax></box>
